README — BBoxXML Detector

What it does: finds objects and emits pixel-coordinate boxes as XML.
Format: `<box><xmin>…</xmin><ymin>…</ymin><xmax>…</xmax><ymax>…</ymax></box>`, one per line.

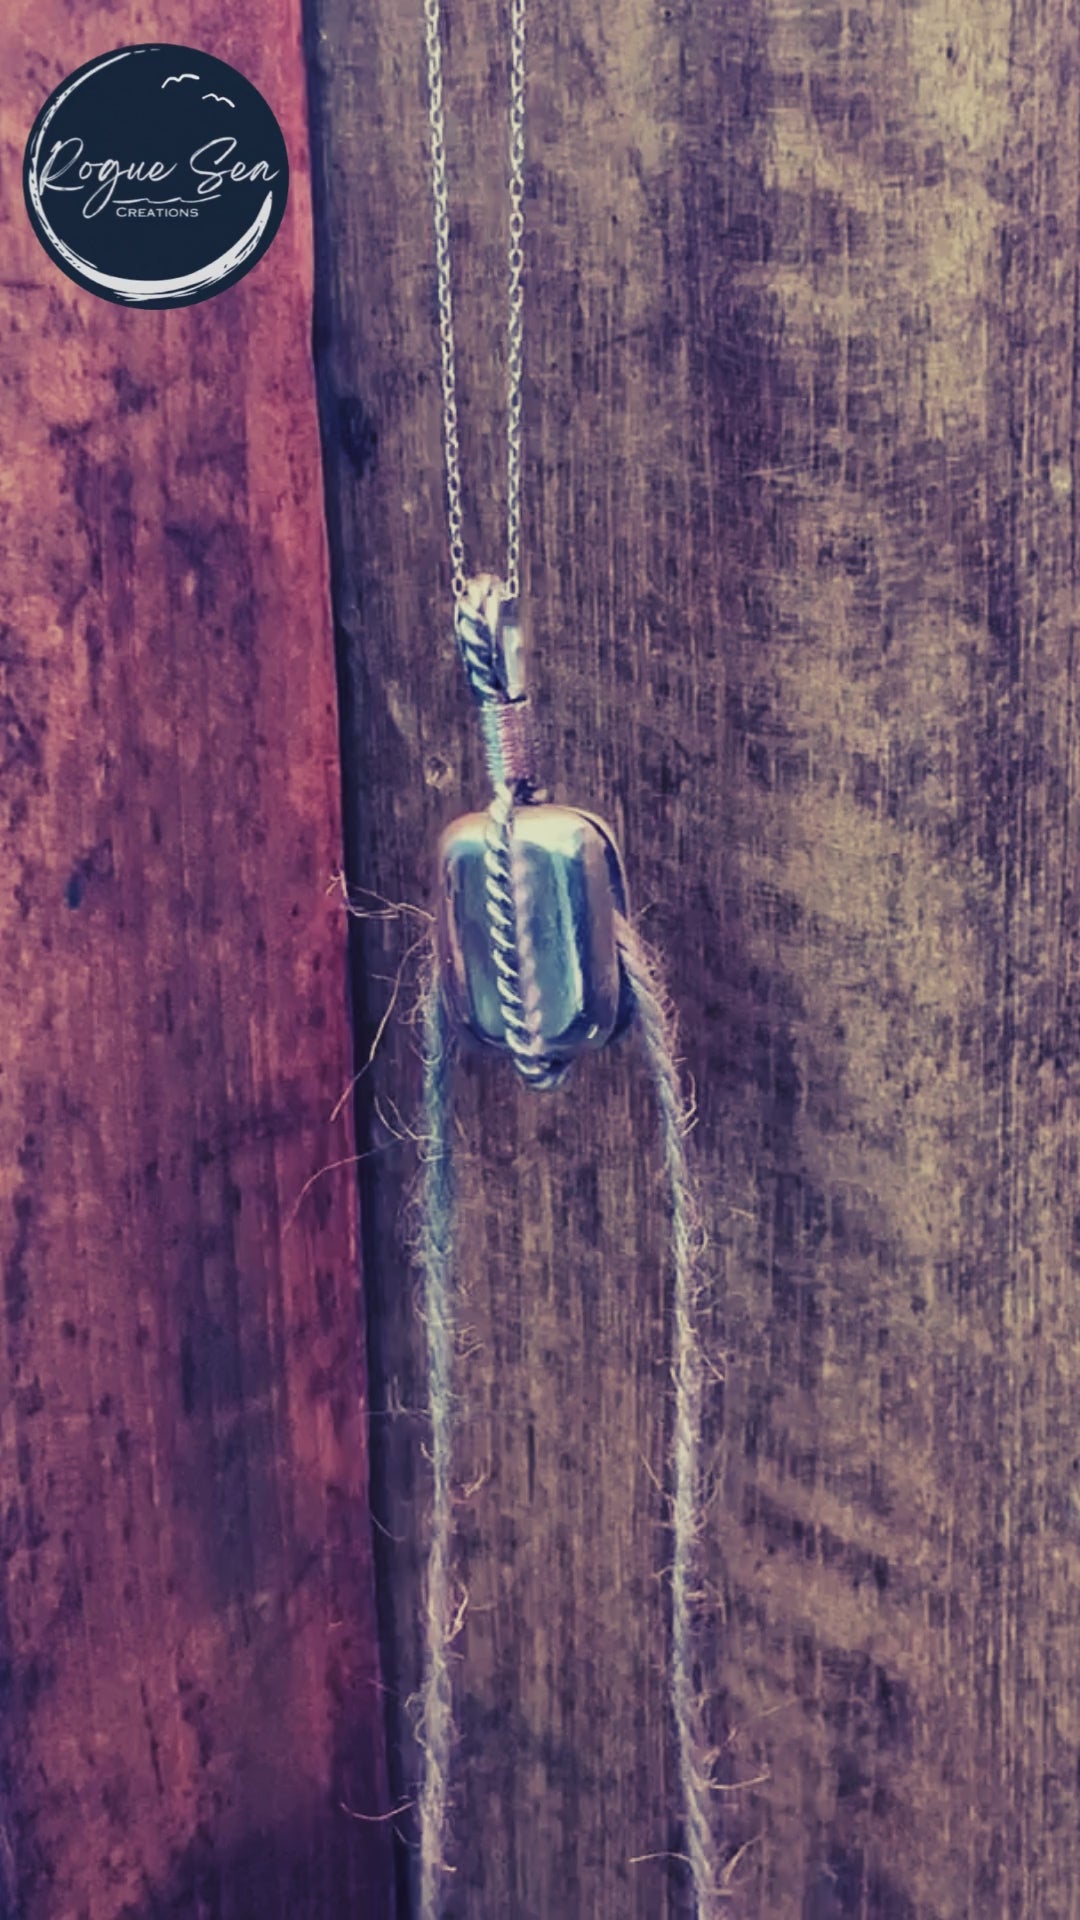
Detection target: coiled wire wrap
<box><xmin>453</xmin><ymin>584</ymin><xmax>567</xmax><ymax>1090</ymax></box>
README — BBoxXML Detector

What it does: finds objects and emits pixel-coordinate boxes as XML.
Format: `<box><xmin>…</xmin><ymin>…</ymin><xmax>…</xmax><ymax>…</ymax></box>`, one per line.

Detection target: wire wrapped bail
<box><xmin>452</xmin><ymin>576</ymin><xmax>565</xmax><ymax>1088</ymax></box>
<box><xmin>453</xmin><ymin>574</ymin><xmax>541</xmax><ymax>799</ymax></box>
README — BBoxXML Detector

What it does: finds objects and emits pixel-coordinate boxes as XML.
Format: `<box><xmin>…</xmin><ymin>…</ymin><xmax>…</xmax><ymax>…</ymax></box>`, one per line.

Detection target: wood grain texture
<box><xmin>0</xmin><ymin>6</ymin><xmax>391</xmax><ymax>1915</ymax></box>
<box><xmin>306</xmin><ymin>0</ymin><xmax>1080</xmax><ymax>1914</ymax></box>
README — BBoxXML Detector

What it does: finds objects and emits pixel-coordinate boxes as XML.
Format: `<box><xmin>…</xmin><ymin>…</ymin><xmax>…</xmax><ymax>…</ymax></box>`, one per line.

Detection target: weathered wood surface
<box><xmin>308</xmin><ymin>0</ymin><xmax>1080</xmax><ymax>1913</ymax></box>
<box><xmin>0</xmin><ymin>6</ymin><xmax>391</xmax><ymax>1916</ymax></box>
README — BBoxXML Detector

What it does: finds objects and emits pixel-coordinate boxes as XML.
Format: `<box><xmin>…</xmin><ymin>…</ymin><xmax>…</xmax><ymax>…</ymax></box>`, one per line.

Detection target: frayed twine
<box><xmin>410</xmin><ymin>910</ymin><xmax>728</xmax><ymax>1917</ymax></box>
<box><xmin>614</xmin><ymin>914</ymin><xmax>728</xmax><ymax>1918</ymax></box>
<box><xmin>316</xmin><ymin>872</ymin><xmax>732</xmax><ymax>1914</ymax></box>
<box><xmin>413</xmin><ymin>962</ymin><xmax>463</xmax><ymax>1920</ymax></box>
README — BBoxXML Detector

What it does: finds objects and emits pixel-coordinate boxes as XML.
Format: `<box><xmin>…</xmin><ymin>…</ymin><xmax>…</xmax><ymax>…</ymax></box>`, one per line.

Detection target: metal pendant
<box><xmin>437</xmin><ymin>802</ymin><xmax>633</xmax><ymax>1061</ymax></box>
<box><xmin>436</xmin><ymin>576</ymin><xmax>631</xmax><ymax>1088</ymax></box>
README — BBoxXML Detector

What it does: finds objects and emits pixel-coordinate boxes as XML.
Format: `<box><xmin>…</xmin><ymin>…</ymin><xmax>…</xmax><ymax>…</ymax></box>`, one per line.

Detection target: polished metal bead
<box><xmin>436</xmin><ymin>802</ymin><xmax>633</xmax><ymax>1064</ymax></box>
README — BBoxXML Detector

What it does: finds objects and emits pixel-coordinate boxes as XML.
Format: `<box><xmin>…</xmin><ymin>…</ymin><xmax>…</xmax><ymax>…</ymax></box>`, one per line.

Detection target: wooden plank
<box><xmin>308</xmin><ymin>0</ymin><xmax>1080</xmax><ymax>1914</ymax></box>
<box><xmin>0</xmin><ymin>7</ymin><xmax>391</xmax><ymax>1915</ymax></box>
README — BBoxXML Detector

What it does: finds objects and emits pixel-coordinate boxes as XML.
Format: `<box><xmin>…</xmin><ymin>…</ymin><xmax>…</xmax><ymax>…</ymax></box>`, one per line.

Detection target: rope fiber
<box><xmin>414</xmin><ymin>967</ymin><xmax>459</xmax><ymax>1920</ymax></box>
<box><xmin>413</xmin><ymin>920</ymin><xmax>723</xmax><ymax>1916</ymax></box>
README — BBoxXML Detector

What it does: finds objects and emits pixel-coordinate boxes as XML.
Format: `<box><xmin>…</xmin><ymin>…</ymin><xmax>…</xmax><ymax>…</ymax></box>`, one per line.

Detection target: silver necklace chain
<box><xmin>423</xmin><ymin>0</ymin><xmax>527</xmax><ymax>604</ymax></box>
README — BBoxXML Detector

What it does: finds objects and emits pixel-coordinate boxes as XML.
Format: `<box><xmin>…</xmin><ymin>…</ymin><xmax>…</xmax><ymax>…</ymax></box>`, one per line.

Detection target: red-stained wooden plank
<box><xmin>0</xmin><ymin>7</ymin><xmax>392</xmax><ymax>1914</ymax></box>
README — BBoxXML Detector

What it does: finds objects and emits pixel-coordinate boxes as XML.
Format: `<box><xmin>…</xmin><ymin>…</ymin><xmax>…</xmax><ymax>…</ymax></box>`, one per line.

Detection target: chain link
<box><xmin>423</xmin><ymin>0</ymin><xmax>527</xmax><ymax>605</ymax></box>
<box><xmin>505</xmin><ymin>0</ymin><xmax>526</xmax><ymax>600</ymax></box>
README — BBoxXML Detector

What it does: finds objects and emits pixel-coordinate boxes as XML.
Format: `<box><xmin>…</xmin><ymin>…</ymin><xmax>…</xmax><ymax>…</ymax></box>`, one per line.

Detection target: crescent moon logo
<box><xmin>26</xmin><ymin>189</ymin><xmax>274</xmax><ymax>305</ymax></box>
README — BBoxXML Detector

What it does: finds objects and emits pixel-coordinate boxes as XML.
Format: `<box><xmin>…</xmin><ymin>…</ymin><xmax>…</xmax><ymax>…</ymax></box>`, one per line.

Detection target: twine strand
<box><xmin>614</xmin><ymin>914</ymin><xmax>725</xmax><ymax>1915</ymax></box>
<box><xmin>414</xmin><ymin>925</ymin><xmax>722</xmax><ymax>1915</ymax></box>
<box><xmin>415</xmin><ymin>967</ymin><xmax>459</xmax><ymax>1920</ymax></box>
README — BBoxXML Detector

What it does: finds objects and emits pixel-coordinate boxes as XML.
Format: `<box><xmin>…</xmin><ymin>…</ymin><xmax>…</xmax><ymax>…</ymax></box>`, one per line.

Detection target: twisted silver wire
<box><xmin>422</xmin><ymin>0</ymin><xmax>527</xmax><ymax>602</ymax></box>
<box><xmin>454</xmin><ymin>595</ymin><xmax>502</xmax><ymax>704</ymax></box>
<box><xmin>452</xmin><ymin>590</ymin><xmax>563</xmax><ymax>1089</ymax></box>
<box><xmin>483</xmin><ymin>790</ymin><xmax>566</xmax><ymax>1089</ymax></box>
